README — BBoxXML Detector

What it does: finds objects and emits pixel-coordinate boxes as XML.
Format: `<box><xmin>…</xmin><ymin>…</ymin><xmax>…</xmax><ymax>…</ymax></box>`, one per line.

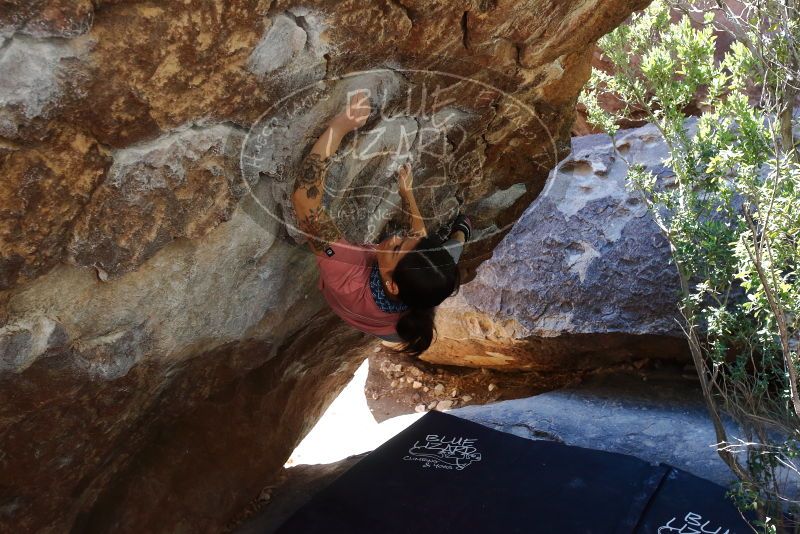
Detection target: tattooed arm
<box><xmin>291</xmin><ymin>90</ymin><xmax>370</xmax><ymax>254</ymax></box>
<box><xmin>292</xmin><ymin>154</ymin><xmax>342</xmax><ymax>253</ymax></box>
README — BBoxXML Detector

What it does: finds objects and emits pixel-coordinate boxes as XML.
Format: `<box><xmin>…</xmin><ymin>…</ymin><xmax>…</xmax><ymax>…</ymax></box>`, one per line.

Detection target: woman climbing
<box><xmin>290</xmin><ymin>90</ymin><xmax>472</xmax><ymax>356</ymax></box>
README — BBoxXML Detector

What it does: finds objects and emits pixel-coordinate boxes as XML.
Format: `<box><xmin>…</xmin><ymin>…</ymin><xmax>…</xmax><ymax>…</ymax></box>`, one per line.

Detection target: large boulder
<box><xmin>426</xmin><ymin>123</ymin><xmax>689</xmax><ymax>370</ymax></box>
<box><xmin>0</xmin><ymin>1</ymin><xmax>650</xmax><ymax>532</ymax></box>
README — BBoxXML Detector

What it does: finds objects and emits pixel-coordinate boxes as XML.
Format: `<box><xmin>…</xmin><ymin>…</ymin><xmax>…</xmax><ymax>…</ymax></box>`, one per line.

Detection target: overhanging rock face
<box><xmin>427</xmin><ymin>124</ymin><xmax>689</xmax><ymax>370</ymax></box>
<box><xmin>0</xmin><ymin>1</ymin><xmax>649</xmax><ymax>532</ymax></box>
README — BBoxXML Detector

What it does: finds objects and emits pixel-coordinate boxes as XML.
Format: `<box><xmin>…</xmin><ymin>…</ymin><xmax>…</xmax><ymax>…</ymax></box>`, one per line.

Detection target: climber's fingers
<box><xmin>344</xmin><ymin>89</ymin><xmax>371</xmax><ymax>129</ymax></box>
<box><xmin>397</xmin><ymin>163</ymin><xmax>414</xmax><ymax>193</ymax></box>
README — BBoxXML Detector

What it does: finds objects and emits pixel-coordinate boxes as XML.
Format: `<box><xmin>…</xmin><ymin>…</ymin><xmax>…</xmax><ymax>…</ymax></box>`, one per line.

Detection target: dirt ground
<box><xmin>364</xmin><ymin>343</ymin><xmax>661</xmax><ymax>422</ymax></box>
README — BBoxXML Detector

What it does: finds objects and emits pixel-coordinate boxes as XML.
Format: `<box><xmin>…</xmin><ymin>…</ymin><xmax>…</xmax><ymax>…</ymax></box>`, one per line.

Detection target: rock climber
<box><xmin>290</xmin><ymin>90</ymin><xmax>472</xmax><ymax>356</ymax></box>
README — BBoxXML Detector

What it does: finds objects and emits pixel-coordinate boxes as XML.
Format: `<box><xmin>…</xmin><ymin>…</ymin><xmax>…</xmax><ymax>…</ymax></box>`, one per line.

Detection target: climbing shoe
<box><xmin>450</xmin><ymin>213</ymin><xmax>472</xmax><ymax>242</ymax></box>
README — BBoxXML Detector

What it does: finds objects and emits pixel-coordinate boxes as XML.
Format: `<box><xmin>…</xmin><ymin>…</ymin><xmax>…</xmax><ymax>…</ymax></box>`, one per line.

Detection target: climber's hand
<box><xmin>397</xmin><ymin>163</ymin><xmax>426</xmax><ymax>237</ymax></box>
<box><xmin>397</xmin><ymin>163</ymin><xmax>414</xmax><ymax>197</ymax></box>
<box><xmin>332</xmin><ymin>90</ymin><xmax>371</xmax><ymax>132</ymax></box>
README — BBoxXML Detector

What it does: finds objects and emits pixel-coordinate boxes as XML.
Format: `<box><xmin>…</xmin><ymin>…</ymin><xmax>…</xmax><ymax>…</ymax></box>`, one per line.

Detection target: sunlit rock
<box><xmin>428</xmin><ymin>124</ymin><xmax>688</xmax><ymax>370</ymax></box>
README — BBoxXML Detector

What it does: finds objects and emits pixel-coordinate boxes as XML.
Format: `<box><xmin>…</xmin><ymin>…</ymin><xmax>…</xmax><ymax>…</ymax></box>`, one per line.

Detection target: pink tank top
<box><xmin>315</xmin><ymin>239</ymin><xmax>403</xmax><ymax>337</ymax></box>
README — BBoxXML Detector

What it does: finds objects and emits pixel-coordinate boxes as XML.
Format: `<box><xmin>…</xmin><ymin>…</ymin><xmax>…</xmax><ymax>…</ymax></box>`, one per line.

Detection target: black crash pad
<box><xmin>276</xmin><ymin>410</ymin><xmax>753</xmax><ymax>533</ymax></box>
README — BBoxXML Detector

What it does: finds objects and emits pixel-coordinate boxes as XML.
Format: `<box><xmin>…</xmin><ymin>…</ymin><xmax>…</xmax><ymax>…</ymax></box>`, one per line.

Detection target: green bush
<box><xmin>581</xmin><ymin>1</ymin><xmax>800</xmax><ymax>531</ymax></box>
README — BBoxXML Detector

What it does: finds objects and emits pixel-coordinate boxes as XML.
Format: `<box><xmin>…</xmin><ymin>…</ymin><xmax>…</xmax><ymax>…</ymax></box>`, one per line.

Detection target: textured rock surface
<box><xmin>454</xmin><ymin>370</ymin><xmax>742</xmax><ymax>487</ymax></box>
<box><xmin>69</xmin><ymin>124</ymin><xmax>246</xmax><ymax>275</ymax></box>
<box><xmin>0</xmin><ymin>0</ymin><xmax>649</xmax><ymax>532</ymax></box>
<box><xmin>426</xmin><ymin>124</ymin><xmax>688</xmax><ymax>370</ymax></box>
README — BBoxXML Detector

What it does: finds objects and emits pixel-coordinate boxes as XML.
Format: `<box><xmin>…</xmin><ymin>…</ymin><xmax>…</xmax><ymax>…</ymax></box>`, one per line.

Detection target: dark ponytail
<box><xmin>395</xmin><ymin>307</ymin><xmax>436</xmax><ymax>357</ymax></box>
<box><xmin>393</xmin><ymin>236</ymin><xmax>461</xmax><ymax>357</ymax></box>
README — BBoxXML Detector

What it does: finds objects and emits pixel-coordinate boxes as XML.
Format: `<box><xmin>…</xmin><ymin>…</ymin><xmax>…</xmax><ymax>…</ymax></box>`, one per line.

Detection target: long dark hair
<box><xmin>393</xmin><ymin>236</ymin><xmax>461</xmax><ymax>357</ymax></box>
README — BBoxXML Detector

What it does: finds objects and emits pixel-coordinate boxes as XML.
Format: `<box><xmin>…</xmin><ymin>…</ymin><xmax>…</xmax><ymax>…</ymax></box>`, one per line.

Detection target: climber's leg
<box><xmin>442</xmin><ymin>214</ymin><xmax>471</xmax><ymax>264</ymax></box>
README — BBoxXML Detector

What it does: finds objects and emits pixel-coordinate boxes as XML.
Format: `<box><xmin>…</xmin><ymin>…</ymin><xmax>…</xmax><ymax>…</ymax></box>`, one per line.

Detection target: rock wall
<box><xmin>426</xmin><ymin>123</ymin><xmax>689</xmax><ymax>370</ymax></box>
<box><xmin>0</xmin><ymin>1</ymin><xmax>649</xmax><ymax>532</ymax></box>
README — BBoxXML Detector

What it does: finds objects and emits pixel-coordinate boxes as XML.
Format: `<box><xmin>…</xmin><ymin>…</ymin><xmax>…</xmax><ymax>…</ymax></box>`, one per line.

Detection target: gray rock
<box><xmin>0</xmin><ymin>328</ymin><xmax>32</xmax><ymax>371</ymax></box>
<box><xmin>68</xmin><ymin>124</ymin><xmax>246</xmax><ymax>276</ymax></box>
<box><xmin>247</xmin><ymin>9</ymin><xmax>328</xmax><ymax>82</ymax></box>
<box><xmin>248</xmin><ymin>15</ymin><xmax>310</xmax><ymax>76</ymax></box>
<box><xmin>427</xmin><ymin>124</ymin><xmax>688</xmax><ymax>370</ymax></box>
<box><xmin>0</xmin><ymin>35</ymin><xmax>85</xmax><ymax>122</ymax></box>
<box><xmin>451</xmin><ymin>370</ymin><xmax>744</xmax><ymax>488</ymax></box>
<box><xmin>0</xmin><ymin>315</ymin><xmax>65</xmax><ymax>372</ymax></box>
<box><xmin>71</xmin><ymin>322</ymin><xmax>153</xmax><ymax>380</ymax></box>
<box><xmin>470</xmin><ymin>123</ymin><xmax>680</xmax><ymax>336</ymax></box>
